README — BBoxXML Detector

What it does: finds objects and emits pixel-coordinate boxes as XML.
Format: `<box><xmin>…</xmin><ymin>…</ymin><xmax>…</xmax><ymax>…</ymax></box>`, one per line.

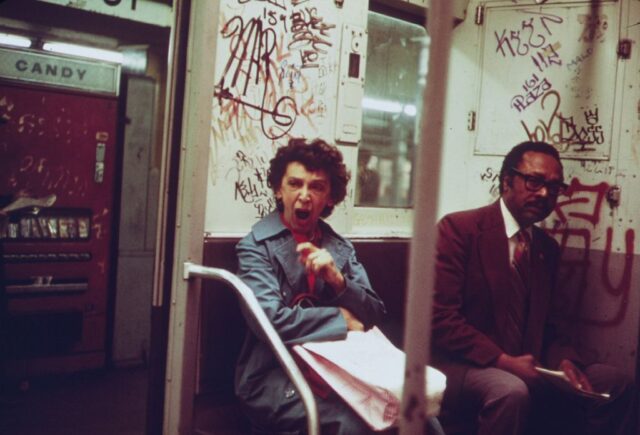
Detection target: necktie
<box><xmin>503</xmin><ymin>229</ymin><xmax>531</xmax><ymax>355</ymax></box>
<box><xmin>513</xmin><ymin>229</ymin><xmax>531</xmax><ymax>287</ymax></box>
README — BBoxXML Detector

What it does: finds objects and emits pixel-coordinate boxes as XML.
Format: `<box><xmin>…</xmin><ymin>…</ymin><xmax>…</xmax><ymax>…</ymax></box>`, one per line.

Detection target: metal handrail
<box><xmin>183</xmin><ymin>262</ymin><xmax>319</xmax><ymax>435</ymax></box>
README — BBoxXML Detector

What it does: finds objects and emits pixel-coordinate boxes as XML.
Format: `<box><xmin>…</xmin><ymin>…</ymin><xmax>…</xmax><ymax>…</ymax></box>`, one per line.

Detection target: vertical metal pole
<box><xmin>161</xmin><ymin>0</ymin><xmax>220</xmax><ymax>433</ymax></box>
<box><xmin>400</xmin><ymin>1</ymin><xmax>453</xmax><ymax>434</ymax></box>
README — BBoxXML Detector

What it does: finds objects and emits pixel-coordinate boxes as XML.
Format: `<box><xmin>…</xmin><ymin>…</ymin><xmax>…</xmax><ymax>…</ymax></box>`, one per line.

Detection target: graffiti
<box><xmin>494</xmin><ymin>10</ymin><xmax>563</xmax><ymax>58</ymax></box>
<box><xmin>566</xmin><ymin>47</ymin><xmax>593</xmax><ymax>72</ymax></box>
<box><xmin>1</xmin><ymin>100</ymin><xmax>78</xmax><ymax>142</ymax></box>
<box><xmin>521</xmin><ymin>90</ymin><xmax>605</xmax><ymax>152</ymax></box>
<box><xmin>211</xmin><ymin>94</ymin><xmax>262</xmax><ymax>149</ymax></box>
<box><xmin>289</xmin><ymin>6</ymin><xmax>335</xmax><ymax>69</ymax></box>
<box><xmin>494</xmin><ymin>10</ymin><xmax>563</xmax><ymax>72</ymax></box>
<box><xmin>531</xmin><ymin>42</ymin><xmax>562</xmax><ymax>72</ymax></box>
<box><xmin>239</xmin><ymin>0</ymin><xmax>286</xmax><ymax>10</ymax></box>
<box><xmin>554</xmin><ymin>178</ymin><xmax>608</xmax><ymax>226</ymax></box>
<box><xmin>479</xmin><ymin>167</ymin><xmax>501</xmax><ymax>198</ymax></box>
<box><xmin>546</xmin><ymin>178</ymin><xmax>635</xmax><ymax>327</ymax></box>
<box><xmin>580</xmin><ymin>160</ymin><xmax>614</xmax><ymax>176</ymax></box>
<box><xmin>8</xmin><ymin>154</ymin><xmax>89</xmax><ymax>198</ymax></box>
<box><xmin>510</xmin><ymin>73</ymin><xmax>552</xmax><ymax>113</ymax></box>
<box><xmin>213</xmin><ymin>1</ymin><xmax>336</xmax><ymax>145</ymax></box>
<box><xmin>215</xmin><ymin>15</ymin><xmax>297</xmax><ymax>140</ymax></box>
<box><xmin>277</xmin><ymin>59</ymin><xmax>307</xmax><ymax>93</ymax></box>
<box><xmin>577</xmin><ymin>14</ymin><xmax>608</xmax><ymax>43</ymax></box>
<box><xmin>227</xmin><ymin>150</ymin><xmax>275</xmax><ymax>218</ymax></box>
<box><xmin>92</xmin><ymin>207</ymin><xmax>110</xmax><ymax>240</ymax></box>
<box><xmin>262</xmin><ymin>7</ymin><xmax>288</xmax><ymax>30</ymax></box>
<box><xmin>299</xmin><ymin>94</ymin><xmax>327</xmax><ymax>128</ymax></box>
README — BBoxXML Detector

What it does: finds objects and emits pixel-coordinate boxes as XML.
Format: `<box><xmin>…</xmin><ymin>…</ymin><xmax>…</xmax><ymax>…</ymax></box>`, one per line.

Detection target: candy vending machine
<box><xmin>0</xmin><ymin>48</ymin><xmax>120</xmax><ymax>376</ymax></box>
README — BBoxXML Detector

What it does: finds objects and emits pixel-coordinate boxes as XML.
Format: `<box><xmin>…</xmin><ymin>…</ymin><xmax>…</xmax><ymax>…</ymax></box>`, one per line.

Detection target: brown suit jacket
<box><xmin>431</xmin><ymin>200</ymin><xmax>582</xmax><ymax>405</ymax></box>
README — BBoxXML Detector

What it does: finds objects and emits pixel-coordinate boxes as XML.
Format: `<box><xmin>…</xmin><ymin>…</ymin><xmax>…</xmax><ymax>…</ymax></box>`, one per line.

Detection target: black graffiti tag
<box><xmin>495</xmin><ymin>10</ymin><xmax>563</xmax><ymax>58</ymax></box>
<box><xmin>289</xmin><ymin>7</ymin><xmax>335</xmax><ymax>69</ymax></box>
<box><xmin>521</xmin><ymin>90</ymin><xmax>605</xmax><ymax>153</ymax></box>
<box><xmin>215</xmin><ymin>15</ymin><xmax>297</xmax><ymax>140</ymax></box>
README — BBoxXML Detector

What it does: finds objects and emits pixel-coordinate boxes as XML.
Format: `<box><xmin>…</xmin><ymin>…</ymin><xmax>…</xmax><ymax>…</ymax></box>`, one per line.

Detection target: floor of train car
<box><xmin>0</xmin><ymin>366</ymin><xmax>148</xmax><ymax>435</ymax></box>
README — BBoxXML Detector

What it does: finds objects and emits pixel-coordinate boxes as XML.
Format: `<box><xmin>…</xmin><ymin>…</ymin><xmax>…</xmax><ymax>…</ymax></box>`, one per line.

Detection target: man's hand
<box><xmin>495</xmin><ymin>353</ymin><xmax>541</xmax><ymax>386</ymax></box>
<box><xmin>558</xmin><ymin>359</ymin><xmax>593</xmax><ymax>392</ymax></box>
<box><xmin>339</xmin><ymin>307</ymin><xmax>364</xmax><ymax>332</ymax></box>
<box><xmin>296</xmin><ymin>242</ymin><xmax>346</xmax><ymax>293</ymax></box>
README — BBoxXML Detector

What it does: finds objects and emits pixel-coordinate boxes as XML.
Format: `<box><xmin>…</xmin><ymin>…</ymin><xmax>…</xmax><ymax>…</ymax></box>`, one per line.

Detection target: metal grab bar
<box><xmin>183</xmin><ymin>262</ymin><xmax>319</xmax><ymax>435</ymax></box>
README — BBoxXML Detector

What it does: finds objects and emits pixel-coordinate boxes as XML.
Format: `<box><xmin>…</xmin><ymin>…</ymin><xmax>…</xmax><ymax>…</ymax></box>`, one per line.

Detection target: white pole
<box><xmin>400</xmin><ymin>1</ymin><xmax>453</xmax><ymax>434</ymax></box>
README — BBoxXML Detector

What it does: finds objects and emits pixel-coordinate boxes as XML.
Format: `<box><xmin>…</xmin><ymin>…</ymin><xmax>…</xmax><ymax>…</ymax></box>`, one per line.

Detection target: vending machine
<box><xmin>0</xmin><ymin>47</ymin><xmax>120</xmax><ymax>376</ymax></box>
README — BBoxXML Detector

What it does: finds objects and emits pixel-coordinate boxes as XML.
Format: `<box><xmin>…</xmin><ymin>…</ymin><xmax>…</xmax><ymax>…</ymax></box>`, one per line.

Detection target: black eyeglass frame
<box><xmin>510</xmin><ymin>167</ymin><xmax>568</xmax><ymax>196</ymax></box>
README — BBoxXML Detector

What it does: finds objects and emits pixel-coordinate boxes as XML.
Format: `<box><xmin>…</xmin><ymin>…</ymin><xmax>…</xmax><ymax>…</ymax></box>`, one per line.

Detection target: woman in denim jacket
<box><xmin>235</xmin><ymin>138</ymin><xmax>386</xmax><ymax>434</ymax></box>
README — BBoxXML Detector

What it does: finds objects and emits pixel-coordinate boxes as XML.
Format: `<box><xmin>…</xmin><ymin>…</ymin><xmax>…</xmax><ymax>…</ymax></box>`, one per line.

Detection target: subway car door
<box><xmin>0</xmin><ymin>49</ymin><xmax>120</xmax><ymax>378</ymax></box>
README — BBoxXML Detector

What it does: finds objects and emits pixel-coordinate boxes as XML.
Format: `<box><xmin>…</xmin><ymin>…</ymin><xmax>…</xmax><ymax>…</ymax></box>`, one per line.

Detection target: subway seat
<box><xmin>197</xmin><ymin>238</ymin><xmax>410</xmax><ymax>434</ymax></box>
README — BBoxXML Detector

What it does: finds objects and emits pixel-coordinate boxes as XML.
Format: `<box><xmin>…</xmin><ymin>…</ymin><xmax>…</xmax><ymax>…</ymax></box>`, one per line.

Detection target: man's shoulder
<box><xmin>438</xmin><ymin>201</ymin><xmax>501</xmax><ymax>231</ymax></box>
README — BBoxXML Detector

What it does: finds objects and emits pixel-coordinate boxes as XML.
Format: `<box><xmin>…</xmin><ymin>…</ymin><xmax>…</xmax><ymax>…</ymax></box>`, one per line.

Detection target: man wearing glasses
<box><xmin>431</xmin><ymin>141</ymin><xmax>635</xmax><ymax>435</ymax></box>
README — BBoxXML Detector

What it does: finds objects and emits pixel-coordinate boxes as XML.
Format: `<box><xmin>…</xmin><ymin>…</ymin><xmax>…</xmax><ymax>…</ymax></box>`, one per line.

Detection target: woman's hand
<box><xmin>296</xmin><ymin>242</ymin><xmax>346</xmax><ymax>293</ymax></box>
<box><xmin>339</xmin><ymin>307</ymin><xmax>364</xmax><ymax>331</ymax></box>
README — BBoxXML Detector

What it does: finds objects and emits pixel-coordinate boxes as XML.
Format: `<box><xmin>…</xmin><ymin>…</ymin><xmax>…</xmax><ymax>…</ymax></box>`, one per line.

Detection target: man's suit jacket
<box><xmin>431</xmin><ymin>200</ymin><xmax>582</xmax><ymax>405</ymax></box>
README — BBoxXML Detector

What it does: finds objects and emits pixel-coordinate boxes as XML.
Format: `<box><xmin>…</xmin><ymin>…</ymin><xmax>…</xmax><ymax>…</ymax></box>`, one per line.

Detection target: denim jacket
<box><xmin>234</xmin><ymin>211</ymin><xmax>386</xmax><ymax>420</ymax></box>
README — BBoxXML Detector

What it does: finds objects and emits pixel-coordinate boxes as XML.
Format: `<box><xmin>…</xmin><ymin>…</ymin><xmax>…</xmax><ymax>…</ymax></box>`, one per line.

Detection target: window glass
<box><xmin>356</xmin><ymin>12</ymin><xmax>428</xmax><ymax>208</ymax></box>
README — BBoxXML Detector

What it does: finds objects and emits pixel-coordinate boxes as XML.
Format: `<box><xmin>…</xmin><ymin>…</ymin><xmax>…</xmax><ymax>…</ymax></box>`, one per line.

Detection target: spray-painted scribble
<box><xmin>510</xmin><ymin>73</ymin><xmax>552</xmax><ymax>113</ymax></box>
<box><xmin>289</xmin><ymin>6</ymin><xmax>335</xmax><ymax>69</ymax></box>
<box><xmin>8</xmin><ymin>154</ymin><xmax>89</xmax><ymax>198</ymax></box>
<box><xmin>545</xmin><ymin>178</ymin><xmax>635</xmax><ymax>327</ymax></box>
<box><xmin>580</xmin><ymin>160</ymin><xmax>614</xmax><ymax>176</ymax></box>
<box><xmin>262</xmin><ymin>7</ymin><xmax>288</xmax><ymax>30</ymax></box>
<box><xmin>227</xmin><ymin>150</ymin><xmax>275</xmax><ymax>218</ymax></box>
<box><xmin>531</xmin><ymin>42</ymin><xmax>562</xmax><ymax>72</ymax></box>
<box><xmin>521</xmin><ymin>90</ymin><xmax>605</xmax><ymax>152</ymax></box>
<box><xmin>494</xmin><ymin>10</ymin><xmax>563</xmax><ymax>58</ymax></box>
<box><xmin>479</xmin><ymin>167</ymin><xmax>500</xmax><ymax>198</ymax></box>
<box><xmin>92</xmin><ymin>207</ymin><xmax>110</xmax><ymax>240</ymax></box>
<box><xmin>578</xmin><ymin>14</ymin><xmax>608</xmax><ymax>43</ymax></box>
<box><xmin>494</xmin><ymin>10</ymin><xmax>563</xmax><ymax>72</ymax></box>
<box><xmin>554</xmin><ymin>178</ymin><xmax>608</xmax><ymax>226</ymax></box>
<box><xmin>566</xmin><ymin>47</ymin><xmax>593</xmax><ymax>72</ymax></box>
<box><xmin>215</xmin><ymin>15</ymin><xmax>297</xmax><ymax>140</ymax></box>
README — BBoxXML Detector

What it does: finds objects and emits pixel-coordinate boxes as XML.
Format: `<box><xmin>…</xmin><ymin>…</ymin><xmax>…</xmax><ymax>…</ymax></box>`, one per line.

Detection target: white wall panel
<box><xmin>205</xmin><ymin>0</ymin><xmax>369</xmax><ymax>235</ymax></box>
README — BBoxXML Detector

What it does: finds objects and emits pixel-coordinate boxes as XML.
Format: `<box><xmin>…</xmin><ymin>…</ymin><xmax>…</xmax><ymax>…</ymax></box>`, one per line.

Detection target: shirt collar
<box><xmin>500</xmin><ymin>197</ymin><xmax>528</xmax><ymax>239</ymax></box>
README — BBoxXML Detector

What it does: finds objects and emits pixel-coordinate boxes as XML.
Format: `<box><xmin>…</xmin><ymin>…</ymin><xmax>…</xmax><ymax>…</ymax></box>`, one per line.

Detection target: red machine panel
<box><xmin>0</xmin><ymin>82</ymin><xmax>119</xmax><ymax>376</ymax></box>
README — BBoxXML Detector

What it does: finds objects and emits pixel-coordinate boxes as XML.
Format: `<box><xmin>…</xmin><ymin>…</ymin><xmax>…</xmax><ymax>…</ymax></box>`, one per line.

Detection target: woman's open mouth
<box><xmin>295</xmin><ymin>209</ymin><xmax>311</xmax><ymax>220</ymax></box>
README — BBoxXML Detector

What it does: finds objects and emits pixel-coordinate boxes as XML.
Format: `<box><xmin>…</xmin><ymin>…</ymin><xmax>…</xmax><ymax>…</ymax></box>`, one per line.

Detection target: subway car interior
<box><xmin>1</xmin><ymin>0</ymin><xmax>639</xmax><ymax>434</ymax></box>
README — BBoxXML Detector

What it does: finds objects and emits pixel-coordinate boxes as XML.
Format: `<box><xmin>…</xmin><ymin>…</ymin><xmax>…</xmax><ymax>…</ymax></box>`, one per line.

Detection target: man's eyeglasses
<box><xmin>510</xmin><ymin>167</ymin><xmax>568</xmax><ymax>196</ymax></box>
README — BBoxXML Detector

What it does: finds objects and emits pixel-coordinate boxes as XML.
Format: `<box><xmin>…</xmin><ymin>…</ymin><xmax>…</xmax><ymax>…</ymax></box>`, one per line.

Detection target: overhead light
<box><xmin>0</xmin><ymin>33</ymin><xmax>32</xmax><ymax>48</ymax></box>
<box><xmin>362</xmin><ymin>97</ymin><xmax>417</xmax><ymax>117</ymax></box>
<box><xmin>42</xmin><ymin>41</ymin><xmax>123</xmax><ymax>64</ymax></box>
<box><xmin>362</xmin><ymin>97</ymin><xmax>403</xmax><ymax>114</ymax></box>
<box><xmin>403</xmin><ymin>105</ymin><xmax>417</xmax><ymax>116</ymax></box>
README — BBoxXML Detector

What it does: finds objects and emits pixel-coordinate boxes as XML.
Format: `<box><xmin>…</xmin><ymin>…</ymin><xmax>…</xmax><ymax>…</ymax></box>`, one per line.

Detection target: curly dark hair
<box><xmin>499</xmin><ymin>141</ymin><xmax>562</xmax><ymax>194</ymax></box>
<box><xmin>267</xmin><ymin>138</ymin><xmax>350</xmax><ymax>218</ymax></box>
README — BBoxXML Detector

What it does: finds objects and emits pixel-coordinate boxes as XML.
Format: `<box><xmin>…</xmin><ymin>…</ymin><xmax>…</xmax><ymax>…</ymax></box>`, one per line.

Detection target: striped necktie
<box><xmin>513</xmin><ymin>229</ymin><xmax>531</xmax><ymax>287</ymax></box>
<box><xmin>503</xmin><ymin>229</ymin><xmax>532</xmax><ymax>354</ymax></box>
